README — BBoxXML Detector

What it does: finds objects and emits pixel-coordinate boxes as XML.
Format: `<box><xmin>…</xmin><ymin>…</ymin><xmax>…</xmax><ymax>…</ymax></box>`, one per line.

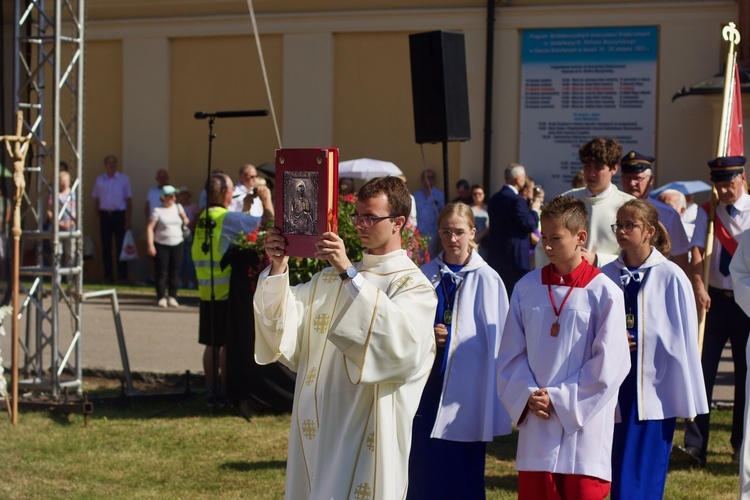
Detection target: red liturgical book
<box><xmin>274</xmin><ymin>148</ymin><xmax>339</xmax><ymax>258</ymax></box>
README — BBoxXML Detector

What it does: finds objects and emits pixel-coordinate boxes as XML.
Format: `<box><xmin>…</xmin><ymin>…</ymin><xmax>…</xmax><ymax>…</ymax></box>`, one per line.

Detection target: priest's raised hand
<box><xmin>263</xmin><ymin>226</ymin><xmax>289</xmax><ymax>275</ymax></box>
<box><xmin>313</xmin><ymin>231</ymin><xmax>352</xmax><ymax>276</ymax></box>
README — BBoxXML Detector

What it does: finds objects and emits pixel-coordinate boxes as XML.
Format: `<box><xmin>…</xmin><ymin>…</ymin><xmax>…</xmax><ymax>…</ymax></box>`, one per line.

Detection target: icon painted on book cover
<box><xmin>283</xmin><ymin>171</ymin><xmax>319</xmax><ymax>236</ymax></box>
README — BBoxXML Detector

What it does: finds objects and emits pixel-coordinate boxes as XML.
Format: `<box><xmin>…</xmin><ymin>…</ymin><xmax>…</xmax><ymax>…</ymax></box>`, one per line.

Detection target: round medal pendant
<box><xmin>443</xmin><ymin>309</ymin><xmax>452</xmax><ymax>325</ymax></box>
<box><xmin>626</xmin><ymin>313</ymin><xmax>635</xmax><ymax>329</ymax></box>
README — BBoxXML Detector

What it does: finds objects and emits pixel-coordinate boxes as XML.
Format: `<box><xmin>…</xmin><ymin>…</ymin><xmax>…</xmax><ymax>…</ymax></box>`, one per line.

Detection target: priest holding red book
<box><xmin>254</xmin><ymin>176</ymin><xmax>437</xmax><ymax>499</ymax></box>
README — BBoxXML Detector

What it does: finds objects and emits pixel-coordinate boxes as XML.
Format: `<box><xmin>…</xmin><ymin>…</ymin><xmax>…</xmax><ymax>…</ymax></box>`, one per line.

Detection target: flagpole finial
<box><xmin>723</xmin><ymin>22</ymin><xmax>741</xmax><ymax>45</ymax></box>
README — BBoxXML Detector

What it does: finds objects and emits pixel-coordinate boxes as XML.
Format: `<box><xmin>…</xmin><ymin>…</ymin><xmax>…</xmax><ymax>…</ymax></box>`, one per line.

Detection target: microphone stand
<box><xmin>202</xmin><ymin>116</ymin><xmax>220</xmax><ymax>412</ymax></box>
<box><xmin>195</xmin><ymin>109</ymin><xmax>267</xmax><ymax>413</ymax></box>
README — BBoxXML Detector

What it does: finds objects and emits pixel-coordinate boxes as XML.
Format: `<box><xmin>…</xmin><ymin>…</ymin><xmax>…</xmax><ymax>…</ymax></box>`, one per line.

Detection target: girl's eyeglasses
<box><xmin>610</xmin><ymin>222</ymin><xmax>641</xmax><ymax>234</ymax></box>
<box><xmin>439</xmin><ymin>229</ymin><xmax>469</xmax><ymax>240</ymax></box>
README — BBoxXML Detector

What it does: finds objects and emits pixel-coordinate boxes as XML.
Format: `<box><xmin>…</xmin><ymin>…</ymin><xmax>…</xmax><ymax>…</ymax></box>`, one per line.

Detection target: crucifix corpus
<box><xmin>0</xmin><ymin>111</ymin><xmax>31</xmax><ymax>425</ymax></box>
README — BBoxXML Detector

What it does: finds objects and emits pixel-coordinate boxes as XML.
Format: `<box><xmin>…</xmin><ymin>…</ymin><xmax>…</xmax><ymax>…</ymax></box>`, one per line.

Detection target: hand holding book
<box><xmin>313</xmin><ymin>232</ymin><xmax>352</xmax><ymax>275</ymax></box>
<box><xmin>263</xmin><ymin>226</ymin><xmax>353</xmax><ymax>277</ymax></box>
<box><xmin>264</xmin><ymin>226</ymin><xmax>289</xmax><ymax>276</ymax></box>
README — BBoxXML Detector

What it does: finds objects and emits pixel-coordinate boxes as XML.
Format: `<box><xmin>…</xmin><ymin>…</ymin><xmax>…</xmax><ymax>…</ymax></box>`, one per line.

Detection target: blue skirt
<box><xmin>611</xmin><ymin>350</ymin><xmax>676</xmax><ymax>500</ymax></box>
<box><xmin>407</xmin><ymin>348</ymin><xmax>486</xmax><ymax>500</ymax></box>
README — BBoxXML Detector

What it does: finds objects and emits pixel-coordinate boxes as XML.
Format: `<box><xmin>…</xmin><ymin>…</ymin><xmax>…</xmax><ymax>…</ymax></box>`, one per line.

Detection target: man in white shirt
<box><xmin>657</xmin><ymin>189</ymin><xmax>687</xmax><ymax>220</ymax></box>
<box><xmin>674</xmin><ymin>155</ymin><xmax>750</xmax><ymax>467</ymax></box>
<box><xmin>228</xmin><ymin>164</ymin><xmax>274</xmax><ymax>220</ymax></box>
<box><xmin>658</xmin><ymin>189</ymin><xmax>704</xmax><ymax>248</ymax></box>
<box><xmin>91</xmin><ymin>155</ymin><xmax>132</xmax><ymax>283</ymax></box>
<box><xmin>144</xmin><ymin>169</ymin><xmax>169</xmax><ymax>218</ymax></box>
<box><xmin>537</xmin><ymin>137</ymin><xmax>633</xmax><ymax>268</ymax></box>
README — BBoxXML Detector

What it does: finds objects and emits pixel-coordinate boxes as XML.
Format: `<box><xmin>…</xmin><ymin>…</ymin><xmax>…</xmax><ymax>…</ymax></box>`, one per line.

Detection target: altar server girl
<box><xmin>602</xmin><ymin>199</ymin><xmax>708</xmax><ymax>499</ymax></box>
<box><xmin>408</xmin><ymin>202</ymin><xmax>511</xmax><ymax>499</ymax></box>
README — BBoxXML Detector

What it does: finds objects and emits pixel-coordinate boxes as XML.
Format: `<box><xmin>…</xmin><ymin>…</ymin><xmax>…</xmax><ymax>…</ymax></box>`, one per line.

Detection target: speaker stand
<box><xmin>442</xmin><ymin>141</ymin><xmax>450</xmax><ymax>200</ymax></box>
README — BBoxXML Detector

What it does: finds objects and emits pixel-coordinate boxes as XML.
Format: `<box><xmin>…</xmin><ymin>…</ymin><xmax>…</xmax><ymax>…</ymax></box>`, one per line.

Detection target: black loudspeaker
<box><xmin>409</xmin><ymin>30</ymin><xmax>471</xmax><ymax>144</ymax></box>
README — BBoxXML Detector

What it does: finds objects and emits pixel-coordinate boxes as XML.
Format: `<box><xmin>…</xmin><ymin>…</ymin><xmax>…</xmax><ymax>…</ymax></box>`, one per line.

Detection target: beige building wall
<box><xmin>83</xmin><ymin>40</ymin><xmax>123</xmax><ymax>281</ymax></box>
<box><xmin>333</xmin><ymin>31</ymin><xmax>463</xmax><ymax>192</ymax></box>
<box><xmin>283</xmin><ymin>33</ymin><xmax>334</xmax><ymax>148</ymax></box>
<box><xmin>76</xmin><ymin>0</ymin><xmax>742</xmax><ymax>280</ymax></box>
<box><xmin>169</xmin><ymin>34</ymin><xmax>283</xmax><ymax>199</ymax></box>
<box><xmin>123</xmin><ymin>37</ymin><xmax>170</xmax><ymax>230</ymax></box>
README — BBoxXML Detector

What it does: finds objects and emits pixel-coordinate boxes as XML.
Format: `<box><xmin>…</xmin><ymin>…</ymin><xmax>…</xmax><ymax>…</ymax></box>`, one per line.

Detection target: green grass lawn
<box><xmin>485</xmin><ymin>409</ymin><xmax>741</xmax><ymax>499</ymax></box>
<box><xmin>0</xmin><ymin>380</ymin><xmax>741</xmax><ymax>499</ymax></box>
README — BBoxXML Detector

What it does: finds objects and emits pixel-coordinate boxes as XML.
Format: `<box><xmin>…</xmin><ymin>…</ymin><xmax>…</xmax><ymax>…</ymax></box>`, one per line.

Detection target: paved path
<box><xmin>0</xmin><ymin>291</ymin><xmax>203</xmax><ymax>379</ymax></box>
<box><xmin>0</xmin><ymin>289</ymin><xmax>738</xmax><ymax>405</ymax></box>
<box><xmin>82</xmin><ymin>292</ymin><xmax>204</xmax><ymax>375</ymax></box>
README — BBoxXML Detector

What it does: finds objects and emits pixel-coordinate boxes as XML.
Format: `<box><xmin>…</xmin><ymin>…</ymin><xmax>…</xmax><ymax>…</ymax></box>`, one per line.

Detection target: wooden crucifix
<box><xmin>0</xmin><ymin>110</ymin><xmax>30</xmax><ymax>425</ymax></box>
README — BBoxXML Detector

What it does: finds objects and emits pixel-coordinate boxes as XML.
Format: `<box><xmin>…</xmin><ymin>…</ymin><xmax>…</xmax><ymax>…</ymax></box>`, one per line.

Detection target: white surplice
<box><xmin>729</xmin><ymin>230</ymin><xmax>750</xmax><ymax>499</ymax></box>
<box><xmin>497</xmin><ymin>268</ymin><xmax>630</xmax><ymax>481</ymax></box>
<box><xmin>420</xmin><ymin>251</ymin><xmax>512</xmax><ymax>442</ymax></box>
<box><xmin>602</xmin><ymin>249</ymin><xmax>708</xmax><ymax>420</ymax></box>
<box><xmin>254</xmin><ymin>249</ymin><xmax>437</xmax><ymax>500</ymax></box>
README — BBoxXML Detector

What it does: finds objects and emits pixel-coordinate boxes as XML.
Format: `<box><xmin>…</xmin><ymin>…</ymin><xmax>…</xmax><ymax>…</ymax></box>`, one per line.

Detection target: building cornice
<box><xmin>85</xmin><ymin>2</ymin><xmax>735</xmax><ymax>40</ymax></box>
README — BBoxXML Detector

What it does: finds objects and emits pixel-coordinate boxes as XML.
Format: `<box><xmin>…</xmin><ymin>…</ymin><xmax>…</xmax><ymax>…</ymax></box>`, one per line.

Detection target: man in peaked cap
<box><xmin>673</xmin><ymin>155</ymin><xmax>750</xmax><ymax>467</ymax></box>
<box><xmin>619</xmin><ymin>151</ymin><xmax>690</xmax><ymax>272</ymax></box>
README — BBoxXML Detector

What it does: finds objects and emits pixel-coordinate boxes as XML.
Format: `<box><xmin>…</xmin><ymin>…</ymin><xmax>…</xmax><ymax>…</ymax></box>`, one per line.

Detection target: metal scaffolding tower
<box><xmin>13</xmin><ymin>0</ymin><xmax>85</xmax><ymax>397</ymax></box>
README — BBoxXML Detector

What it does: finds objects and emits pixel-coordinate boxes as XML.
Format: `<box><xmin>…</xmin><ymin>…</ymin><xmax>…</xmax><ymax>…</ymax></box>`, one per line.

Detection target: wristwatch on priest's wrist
<box><xmin>339</xmin><ymin>265</ymin><xmax>358</xmax><ymax>281</ymax></box>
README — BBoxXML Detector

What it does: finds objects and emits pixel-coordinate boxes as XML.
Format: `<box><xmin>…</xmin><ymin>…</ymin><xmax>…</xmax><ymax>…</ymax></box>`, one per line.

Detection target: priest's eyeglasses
<box><xmin>439</xmin><ymin>229</ymin><xmax>469</xmax><ymax>240</ymax></box>
<box><xmin>610</xmin><ymin>222</ymin><xmax>642</xmax><ymax>234</ymax></box>
<box><xmin>349</xmin><ymin>214</ymin><xmax>398</xmax><ymax>228</ymax></box>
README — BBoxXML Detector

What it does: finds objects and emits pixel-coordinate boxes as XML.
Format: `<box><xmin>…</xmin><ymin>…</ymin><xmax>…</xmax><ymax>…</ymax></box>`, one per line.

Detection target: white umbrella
<box><xmin>649</xmin><ymin>180</ymin><xmax>712</xmax><ymax>197</ymax></box>
<box><xmin>339</xmin><ymin>158</ymin><xmax>403</xmax><ymax>179</ymax></box>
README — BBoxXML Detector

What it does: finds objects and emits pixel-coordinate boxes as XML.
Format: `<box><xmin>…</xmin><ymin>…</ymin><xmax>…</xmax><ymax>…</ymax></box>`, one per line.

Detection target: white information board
<box><xmin>519</xmin><ymin>27</ymin><xmax>658</xmax><ymax>197</ymax></box>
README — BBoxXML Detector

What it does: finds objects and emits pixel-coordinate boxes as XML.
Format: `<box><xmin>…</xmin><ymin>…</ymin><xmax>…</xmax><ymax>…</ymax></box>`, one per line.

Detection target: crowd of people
<box><xmin>251</xmin><ymin>136</ymin><xmax>750</xmax><ymax>499</ymax></box>
<box><xmin>90</xmin><ymin>159</ymin><xmax>272</xmax><ymax>297</ymax></box>
<box><xmin>81</xmin><ymin>135</ymin><xmax>750</xmax><ymax>498</ymax></box>
<box><xmin>88</xmin><ymin>158</ymin><xmax>278</xmax><ymax>407</ymax></box>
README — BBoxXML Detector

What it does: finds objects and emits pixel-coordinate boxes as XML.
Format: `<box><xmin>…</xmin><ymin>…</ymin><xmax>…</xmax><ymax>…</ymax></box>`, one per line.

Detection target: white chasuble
<box><xmin>254</xmin><ymin>249</ymin><xmax>437</xmax><ymax>500</ymax></box>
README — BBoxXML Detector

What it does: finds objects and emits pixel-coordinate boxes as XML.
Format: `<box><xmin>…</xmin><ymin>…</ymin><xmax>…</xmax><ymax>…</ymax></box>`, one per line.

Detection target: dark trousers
<box><xmin>490</xmin><ymin>260</ymin><xmax>529</xmax><ymax>298</ymax></box>
<box><xmin>154</xmin><ymin>242</ymin><xmax>183</xmax><ymax>298</ymax></box>
<box><xmin>498</xmin><ymin>268</ymin><xmax>528</xmax><ymax>298</ymax></box>
<box><xmin>684</xmin><ymin>286</ymin><xmax>750</xmax><ymax>458</ymax></box>
<box><xmin>99</xmin><ymin>210</ymin><xmax>128</xmax><ymax>282</ymax></box>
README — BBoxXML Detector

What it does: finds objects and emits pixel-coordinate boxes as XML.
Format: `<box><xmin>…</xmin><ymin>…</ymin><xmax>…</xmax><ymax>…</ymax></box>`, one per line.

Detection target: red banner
<box><xmin>727</xmin><ymin>63</ymin><xmax>745</xmax><ymax>156</ymax></box>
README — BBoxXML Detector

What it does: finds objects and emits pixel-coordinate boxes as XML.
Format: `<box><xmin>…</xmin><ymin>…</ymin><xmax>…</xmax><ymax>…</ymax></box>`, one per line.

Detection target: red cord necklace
<box><xmin>547</xmin><ymin>266</ymin><xmax>581</xmax><ymax>337</ymax></box>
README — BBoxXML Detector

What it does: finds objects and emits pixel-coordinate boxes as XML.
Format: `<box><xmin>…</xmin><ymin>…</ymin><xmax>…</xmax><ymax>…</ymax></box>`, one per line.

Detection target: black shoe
<box><xmin>672</xmin><ymin>445</ymin><xmax>705</xmax><ymax>467</ymax></box>
<box><xmin>733</xmin><ymin>448</ymin><xmax>741</xmax><ymax>463</ymax></box>
<box><xmin>207</xmin><ymin>390</ymin><xmax>227</xmax><ymax>410</ymax></box>
<box><xmin>238</xmin><ymin>400</ymin><xmax>256</xmax><ymax>421</ymax></box>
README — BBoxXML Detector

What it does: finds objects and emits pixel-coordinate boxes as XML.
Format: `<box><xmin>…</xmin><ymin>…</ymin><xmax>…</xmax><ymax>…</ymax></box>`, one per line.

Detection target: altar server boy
<box><xmin>602</xmin><ymin>199</ymin><xmax>708</xmax><ymax>499</ymax></box>
<box><xmin>497</xmin><ymin>195</ymin><xmax>631</xmax><ymax>499</ymax></box>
